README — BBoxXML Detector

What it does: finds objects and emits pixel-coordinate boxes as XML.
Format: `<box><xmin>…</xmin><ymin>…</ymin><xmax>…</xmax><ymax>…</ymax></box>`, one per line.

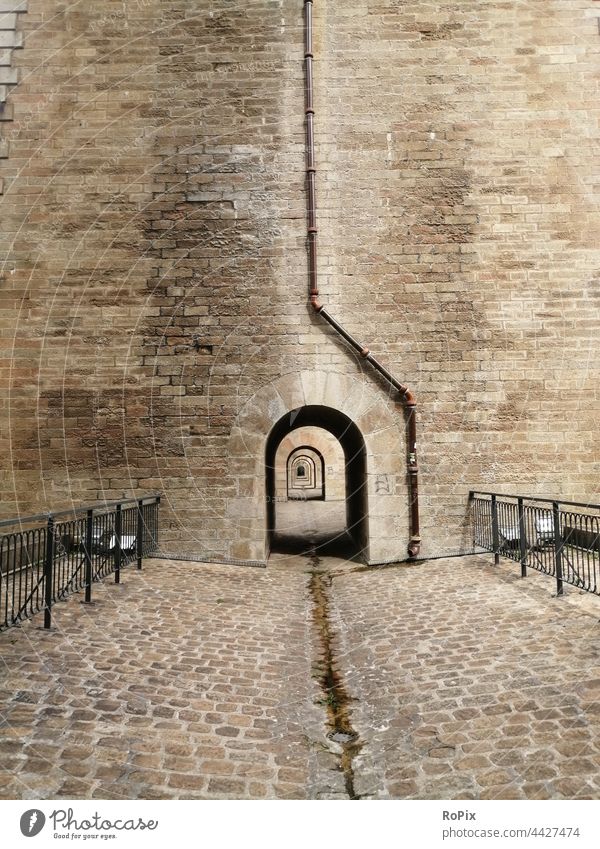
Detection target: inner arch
<box><xmin>265</xmin><ymin>405</ymin><xmax>369</xmax><ymax>560</ymax></box>
<box><xmin>287</xmin><ymin>445</ymin><xmax>325</xmax><ymax>500</ymax></box>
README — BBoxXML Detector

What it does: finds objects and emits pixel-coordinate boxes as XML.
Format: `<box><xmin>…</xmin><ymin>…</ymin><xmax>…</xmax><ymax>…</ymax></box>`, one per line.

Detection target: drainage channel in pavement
<box><xmin>307</xmin><ymin>547</ymin><xmax>364</xmax><ymax>800</ymax></box>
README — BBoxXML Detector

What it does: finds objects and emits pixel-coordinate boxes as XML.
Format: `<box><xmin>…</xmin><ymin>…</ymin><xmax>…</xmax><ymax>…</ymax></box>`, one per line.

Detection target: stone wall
<box><xmin>0</xmin><ymin>2</ymin><xmax>25</xmax><ymax>145</ymax></box>
<box><xmin>0</xmin><ymin>0</ymin><xmax>598</xmax><ymax>563</ymax></box>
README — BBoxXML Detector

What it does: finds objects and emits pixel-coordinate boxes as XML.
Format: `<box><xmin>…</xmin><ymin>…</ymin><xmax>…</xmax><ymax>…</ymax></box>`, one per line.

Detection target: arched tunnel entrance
<box><xmin>287</xmin><ymin>446</ymin><xmax>325</xmax><ymax>501</ymax></box>
<box><xmin>266</xmin><ymin>405</ymin><xmax>369</xmax><ymax>560</ymax></box>
<box><xmin>227</xmin><ymin>370</ymin><xmax>409</xmax><ymax>565</ymax></box>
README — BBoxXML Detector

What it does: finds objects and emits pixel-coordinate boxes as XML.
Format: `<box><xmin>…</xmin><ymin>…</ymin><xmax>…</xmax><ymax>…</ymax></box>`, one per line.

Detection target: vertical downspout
<box><xmin>303</xmin><ymin>0</ymin><xmax>421</xmax><ymax>558</ymax></box>
<box><xmin>305</xmin><ymin>0</ymin><xmax>319</xmax><ymax>307</ymax></box>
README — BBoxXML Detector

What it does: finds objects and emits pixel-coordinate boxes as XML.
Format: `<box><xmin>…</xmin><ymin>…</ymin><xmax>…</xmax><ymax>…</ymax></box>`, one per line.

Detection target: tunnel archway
<box><xmin>289</xmin><ymin>452</ymin><xmax>317</xmax><ymax>490</ymax></box>
<box><xmin>287</xmin><ymin>445</ymin><xmax>325</xmax><ymax>500</ymax></box>
<box><xmin>266</xmin><ymin>405</ymin><xmax>368</xmax><ymax>559</ymax></box>
<box><xmin>226</xmin><ymin>369</ymin><xmax>409</xmax><ymax>565</ymax></box>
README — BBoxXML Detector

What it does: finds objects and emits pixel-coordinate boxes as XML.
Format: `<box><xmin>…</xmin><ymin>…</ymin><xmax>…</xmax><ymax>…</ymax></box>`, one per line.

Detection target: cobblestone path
<box><xmin>331</xmin><ymin>556</ymin><xmax>600</xmax><ymax>799</ymax></box>
<box><xmin>1</xmin><ymin>552</ymin><xmax>600</xmax><ymax>799</ymax></box>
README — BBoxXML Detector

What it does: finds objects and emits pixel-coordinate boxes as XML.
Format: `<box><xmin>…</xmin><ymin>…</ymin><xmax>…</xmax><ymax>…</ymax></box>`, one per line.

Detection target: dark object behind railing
<box><xmin>470</xmin><ymin>490</ymin><xmax>600</xmax><ymax>597</ymax></box>
<box><xmin>0</xmin><ymin>494</ymin><xmax>160</xmax><ymax>631</ymax></box>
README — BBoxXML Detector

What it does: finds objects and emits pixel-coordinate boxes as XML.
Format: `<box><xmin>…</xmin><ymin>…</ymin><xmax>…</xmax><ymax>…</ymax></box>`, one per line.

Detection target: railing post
<box><xmin>553</xmin><ymin>501</ymin><xmax>563</xmax><ymax>596</ymax></box>
<box><xmin>136</xmin><ymin>499</ymin><xmax>143</xmax><ymax>570</ymax></box>
<box><xmin>83</xmin><ymin>508</ymin><xmax>93</xmax><ymax>604</ymax></box>
<box><xmin>468</xmin><ymin>491</ymin><xmax>476</xmax><ymax>552</ymax></box>
<box><xmin>43</xmin><ymin>516</ymin><xmax>55</xmax><ymax>629</ymax></box>
<box><xmin>518</xmin><ymin>497</ymin><xmax>527</xmax><ymax>578</ymax></box>
<box><xmin>491</xmin><ymin>495</ymin><xmax>500</xmax><ymax>565</ymax></box>
<box><xmin>154</xmin><ymin>495</ymin><xmax>160</xmax><ymax>551</ymax></box>
<box><xmin>114</xmin><ymin>503</ymin><xmax>122</xmax><ymax>585</ymax></box>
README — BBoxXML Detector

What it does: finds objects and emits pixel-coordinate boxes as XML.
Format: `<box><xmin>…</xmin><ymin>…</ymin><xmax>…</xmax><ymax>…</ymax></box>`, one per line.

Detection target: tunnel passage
<box><xmin>266</xmin><ymin>405</ymin><xmax>368</xmax><ymax>560</ymax></box>
<box><xmin>287</xmin><ymin>446</ymin><xmax>325</xmax><ymax>500</ymax></box>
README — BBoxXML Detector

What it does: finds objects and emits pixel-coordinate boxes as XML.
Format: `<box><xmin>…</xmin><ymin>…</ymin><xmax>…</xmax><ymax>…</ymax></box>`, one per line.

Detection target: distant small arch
<box><xmin>286</xmin><ymin>446</ymin><xmax>325</xmax><ymax>499</ymax></box>
<box><xmin>290</xmin><ymin>454</ymin><xmax>316</xmax><ymax>487</ymax></box>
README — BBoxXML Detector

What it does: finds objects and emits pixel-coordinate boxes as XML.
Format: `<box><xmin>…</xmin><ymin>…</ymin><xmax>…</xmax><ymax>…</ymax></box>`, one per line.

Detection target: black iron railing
<box><xmin>0</xmin><ymin>494</ymin><xmax>160</xmax><ymax>631</ymax></box>
<box><xmin>470</xmin><ymin>490</ymin><xmax>600</xmax><ymax>597</ymax></box>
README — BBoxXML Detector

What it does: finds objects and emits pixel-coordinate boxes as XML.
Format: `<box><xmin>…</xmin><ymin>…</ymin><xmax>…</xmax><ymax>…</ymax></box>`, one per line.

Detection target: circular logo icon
<box><xmin>19</xmin><ymin>810</ymin><xmax>46</xmax><ymax>837</ymax></box>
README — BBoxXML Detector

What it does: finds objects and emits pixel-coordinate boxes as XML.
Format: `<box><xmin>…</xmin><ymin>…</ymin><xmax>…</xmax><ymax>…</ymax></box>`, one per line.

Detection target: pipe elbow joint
<box><xmin>310</xmin><ymin>295</ymin><xmax>323</xmax><ymax>312</ymax></box>
<box><xmin>408</xmin><ymin>537</ymin><xmax>421</xmax><ymax>559</ymax></box>
<box><xmin>402</xmin><ymin>389</ymin><xmax>417</xmax><ymax>407</ymax></box>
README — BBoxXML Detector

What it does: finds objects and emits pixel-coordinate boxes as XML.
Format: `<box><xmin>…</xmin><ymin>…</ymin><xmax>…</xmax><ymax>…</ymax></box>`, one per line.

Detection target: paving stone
<box><xmin>456</xmin><ymin>755</ymin><xmax>491</xmax><ymax>770</ymax></box>
<box><xmin>248</xmin><ymin>781</ymin><xmax>268</xmax><ymax>798</ymax></box>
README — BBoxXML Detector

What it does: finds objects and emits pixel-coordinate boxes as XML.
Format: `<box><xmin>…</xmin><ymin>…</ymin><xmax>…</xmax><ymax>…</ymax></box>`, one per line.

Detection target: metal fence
<box><xmin>0</xmin><ymin>494</ymin><xmax>160</xmax><ymax>631</ymax></box>
<box><xmin>470</xmin><ymin>490</ymin><xmax>600</xmax><ymax>597</ymax></box>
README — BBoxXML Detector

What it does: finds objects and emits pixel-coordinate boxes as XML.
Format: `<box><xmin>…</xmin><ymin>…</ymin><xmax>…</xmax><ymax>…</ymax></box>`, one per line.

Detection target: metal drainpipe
<box><xmin>303</xmin><ymin>0</ymin><xmax>421</xmax><ymax>558</ymax></box>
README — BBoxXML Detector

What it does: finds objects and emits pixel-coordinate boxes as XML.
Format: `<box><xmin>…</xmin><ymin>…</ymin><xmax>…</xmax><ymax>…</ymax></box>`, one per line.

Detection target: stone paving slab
<box><xmin>0</xmin><ymin>557</ymin><xmax>339</xmax><ymax>800</ymax></box>
<box><xmin>330</xmin><ymin>554</ymin><xmax>600</xmax><ymax>799</ymax></box>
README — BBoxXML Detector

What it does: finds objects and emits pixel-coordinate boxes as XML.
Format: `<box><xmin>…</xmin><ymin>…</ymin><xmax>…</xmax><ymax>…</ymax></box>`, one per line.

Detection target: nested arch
<box><xmin>288</xmin><ymin>454</ymin><xmax>317</xmax><ymax>487</ymax></box>
<box><xmin>226</xmin><ymin>370</ymin><xmax>409</xmax><ymax>565</ymax></box>
<box><xmin>266</xmin><ymin>405</ymin><xmax>369</xmax><ymax>557</ymax></box>
<box><xmin>287</xmin><ymin>445</ymin><xmax>325</xmax><ymax>499</ymax></box>
<box><xmin>290</xmin><ymin>454</ymin><xmax>316</xmax><ymax>487</ymax></box>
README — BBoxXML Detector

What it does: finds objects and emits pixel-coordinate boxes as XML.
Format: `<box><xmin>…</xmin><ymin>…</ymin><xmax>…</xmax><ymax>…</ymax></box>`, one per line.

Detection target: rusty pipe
<box><xmin>305</xmin><ymin>0</ymin><xmax>318</xmax><ymax>301</ymax></box>
<box><xmin>406</xmin><ymin>404</ymin><xmax>421</xmax><ymax>557</ymax></box>
<box><xmin>302</xmin><ymin>0</ymin><xmax>421</xmax><ymax>558</ymax></box>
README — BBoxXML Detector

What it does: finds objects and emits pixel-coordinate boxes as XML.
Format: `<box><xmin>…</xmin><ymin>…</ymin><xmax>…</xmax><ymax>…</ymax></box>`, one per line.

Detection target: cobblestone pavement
<box><xmin>330</xmin><ymin>555</ymin><xmax>600</xmax><ymax>799</ymax></box>
<box><xmin>1</xmin><ymin>552</ymin><xmax>600</xmax><ymax>799</ymax></box>
<box><xmin>0</xmin><ymin>557</ymin><xmax>341</xmax><ymax>800</ymax></box>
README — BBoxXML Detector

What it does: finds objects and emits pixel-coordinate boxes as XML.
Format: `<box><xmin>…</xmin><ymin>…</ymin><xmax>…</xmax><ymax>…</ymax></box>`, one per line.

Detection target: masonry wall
<box><xmin>0</xmin><ymin>0</ymin><xmax>599</xmax><ymax>561</ymax></box>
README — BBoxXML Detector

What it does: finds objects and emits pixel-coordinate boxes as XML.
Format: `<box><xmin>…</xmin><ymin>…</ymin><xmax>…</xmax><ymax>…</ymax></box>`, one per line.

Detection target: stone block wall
<box><xmin>0</xmin><ymin>0</ymin><xmax>598</xmax><ymax>562</ymax></box>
